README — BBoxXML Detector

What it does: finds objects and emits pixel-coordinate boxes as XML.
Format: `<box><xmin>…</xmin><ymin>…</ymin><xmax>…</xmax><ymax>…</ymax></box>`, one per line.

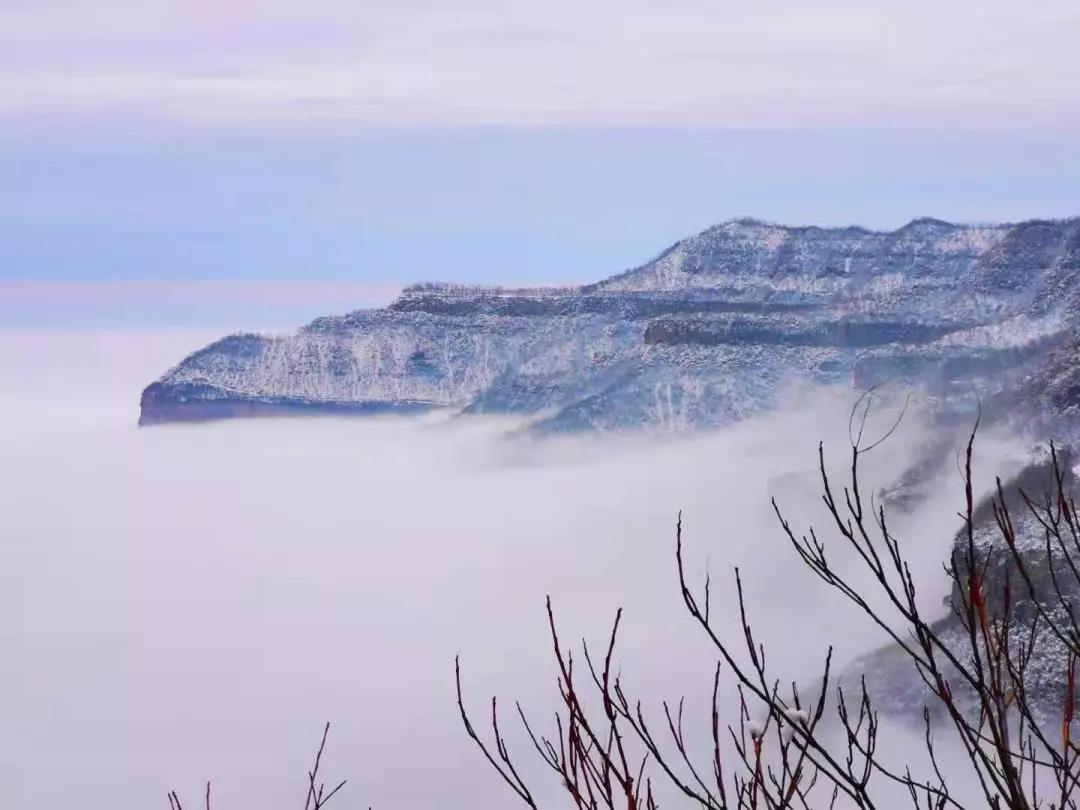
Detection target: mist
<box><xmin>0</xmin><ymin>330</ymin><xmax>1026</xmax><ymax>808</ymax></box>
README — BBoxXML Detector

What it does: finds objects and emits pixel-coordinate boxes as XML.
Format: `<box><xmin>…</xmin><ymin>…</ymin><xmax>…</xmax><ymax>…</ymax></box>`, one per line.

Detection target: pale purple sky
<box><xmin>2</xmin><ymin>1</ymin><xmax>1078</xmax><ymax>326</ymax></box>
<box><xmin>5</xmin><ymin>0</ymin><xmax>1079</xmax><ymax>128</ymax></box>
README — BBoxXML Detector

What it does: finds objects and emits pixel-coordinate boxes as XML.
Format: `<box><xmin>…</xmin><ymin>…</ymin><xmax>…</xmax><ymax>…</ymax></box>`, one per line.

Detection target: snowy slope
<box><xmin>140</xmin><ymin>217</ymin><xmax>1080</xmax><ymax>433</ymax></box>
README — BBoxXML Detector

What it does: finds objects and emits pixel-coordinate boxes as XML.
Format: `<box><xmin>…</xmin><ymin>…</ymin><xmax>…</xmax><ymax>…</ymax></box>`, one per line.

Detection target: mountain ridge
<box><xmin>140</xmin><ymin>215</ymin><xmax>1080</xmax><ymax>436</ymax></box>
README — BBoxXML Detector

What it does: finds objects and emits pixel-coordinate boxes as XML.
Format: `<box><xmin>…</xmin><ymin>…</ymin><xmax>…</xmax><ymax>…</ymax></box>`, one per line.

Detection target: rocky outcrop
<box><xmin>848</xmin><ymin>457</ymin><xmax>1079</xmax><ymax>725</ymax></box>
<box><xmin>139</xmin><ymin>216</ymin><xmax>1080</xmax><ymax>433</ymax></box>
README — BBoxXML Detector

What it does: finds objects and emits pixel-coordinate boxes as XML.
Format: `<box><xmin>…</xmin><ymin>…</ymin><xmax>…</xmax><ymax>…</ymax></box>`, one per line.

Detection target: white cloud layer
<box><xmin>2</xmin><ymin>0</ymin><xmax>1078</xmax><ymax>128</ymax></box>
<box><xmin>0</xmin><ymin>330</ymin><xmax>1028</xmax><ymax>807</ymax></box>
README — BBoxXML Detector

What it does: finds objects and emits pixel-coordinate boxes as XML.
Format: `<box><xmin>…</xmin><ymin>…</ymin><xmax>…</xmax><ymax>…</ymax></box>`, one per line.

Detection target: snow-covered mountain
<box><xmin>140</xmin><ymin>217</ymin><xmax>1080</xmax><ymax>435</ymax></box>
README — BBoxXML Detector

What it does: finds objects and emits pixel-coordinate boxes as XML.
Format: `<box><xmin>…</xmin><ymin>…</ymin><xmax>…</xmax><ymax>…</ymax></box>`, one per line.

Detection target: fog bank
<box><xmin>0</xmin><ymin>331</ymin><xmax>1024</xmax><ymax>808</ymax></box>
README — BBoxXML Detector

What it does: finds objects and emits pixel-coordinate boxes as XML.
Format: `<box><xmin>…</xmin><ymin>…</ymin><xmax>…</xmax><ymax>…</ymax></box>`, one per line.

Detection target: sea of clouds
<box><xmin>0</xmin><ymin>330</ymin><xmax>1026</xmax><ymax>808</ymax></box>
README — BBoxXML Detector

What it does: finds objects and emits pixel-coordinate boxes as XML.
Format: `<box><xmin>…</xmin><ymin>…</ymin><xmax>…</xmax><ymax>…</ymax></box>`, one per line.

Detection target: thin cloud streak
<box><xmin>2</xmin><ymin>0</ymin><xmax>1078</xmax><ymax>129</ymax></box>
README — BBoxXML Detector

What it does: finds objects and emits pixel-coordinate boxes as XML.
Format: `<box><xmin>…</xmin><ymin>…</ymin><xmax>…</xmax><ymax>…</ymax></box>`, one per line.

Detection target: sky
<box><xmin>2</xmin><ymin>0</ymin><xmax>1079</xmax><ymax>327</ymax></box>
<box><xmin>2</xmin><ymin>7</ymin><xmax>1074</xmax><ymax>802</ymax></box>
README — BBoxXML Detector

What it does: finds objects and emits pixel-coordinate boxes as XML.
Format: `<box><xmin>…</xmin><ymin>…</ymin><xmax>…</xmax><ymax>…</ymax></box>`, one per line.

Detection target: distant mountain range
<box><xmin>140</xmin><ymin>216</ymin><xmax>1080</xmax><ymax>440</ymax></box>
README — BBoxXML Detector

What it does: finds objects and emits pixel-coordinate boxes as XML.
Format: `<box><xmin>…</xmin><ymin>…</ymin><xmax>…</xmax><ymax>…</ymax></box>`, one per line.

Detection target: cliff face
<box><xmin>139</xmin><ymin>217</ymin><xmax>1080</xmax><ymax>433</ymax></box>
